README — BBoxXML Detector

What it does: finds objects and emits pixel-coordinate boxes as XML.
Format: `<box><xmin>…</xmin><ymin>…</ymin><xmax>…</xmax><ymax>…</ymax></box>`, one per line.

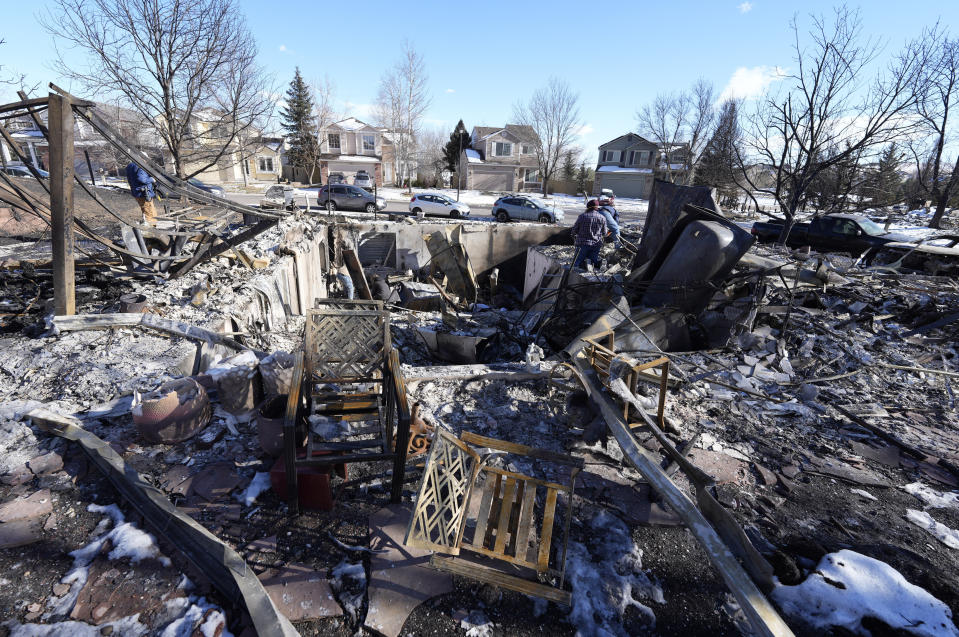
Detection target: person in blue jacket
<box><xmin>597</xmin><ymin>194</ymin><xmax>620</xmax><ymax>248</ymax></box>
<box><xmin>125</xmin><ymin>162</ymin><xmax>157</xmax><ymax>224</ymax></box>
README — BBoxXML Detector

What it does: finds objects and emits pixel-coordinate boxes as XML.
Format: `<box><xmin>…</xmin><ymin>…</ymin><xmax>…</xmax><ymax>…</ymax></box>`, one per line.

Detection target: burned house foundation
<box><xmin>1</xmin><ymin>91</ymin><xmax>958</xmax><ymax>637</ymax></box>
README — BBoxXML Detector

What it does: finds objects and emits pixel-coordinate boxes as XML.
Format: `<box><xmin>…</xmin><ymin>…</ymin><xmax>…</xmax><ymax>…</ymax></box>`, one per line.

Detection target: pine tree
<box><xmin>443</xmin><ymin>120</ymin><xmax>471</xmax><ymax>172</ymax></box>
<box><xmin>562</xmin><ymin>151</ymin><xmax>577</xmax><ymax>181</ymax></box>
<box><xmin>576</xmin><ymin>163</ymin><xmax>589</xmax><ymax>194</ymax></box>
<box><xmin>870</xmin><ymin>143</ymin><xmax>904</xmax><ymax>208</ymax></box>
<box><xmin>694</xmin><ymin>100</ymin><xmax>742</xmax><ymax>208</ymax></box>
<box><xmin>280</xmin><ymin>68</ymin><xmax>318</xmax><ymax>174</ymax></box>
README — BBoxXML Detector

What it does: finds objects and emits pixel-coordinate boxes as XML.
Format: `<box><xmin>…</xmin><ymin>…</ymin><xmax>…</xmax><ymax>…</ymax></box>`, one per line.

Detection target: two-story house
<box><xmin>458</xmin><ymin>125</ymin><xmax>540</xmax><ymax>192</ymax></box>
<box><xmin>316</xmin><ymin>117</ymin><xmax>392</xmax><ymax>187</ymax></box>
<box><xmin>593</xmin><ymin>133</ymin><xmax>658</xmax><ymax>198</ymax></box>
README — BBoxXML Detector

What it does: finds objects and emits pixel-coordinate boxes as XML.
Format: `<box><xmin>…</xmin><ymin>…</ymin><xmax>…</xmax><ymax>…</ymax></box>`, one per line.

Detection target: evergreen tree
<box><xmin>443</xmin><ymin>120</ymin><xmax>471</xmax><ymax>172</ymax></box>
<box><xmin>868</xmin><ymin>143</ymin><xmax>904</xmax><ymax>208</ymax></box>
<box><xmin>562</xmin><ymin>150</ymin><xmax>577</xmax><ymax>181</ymax></box>
<box><xmin>576</xmin><ymin>163</ymin><xmax>590</xmax><ymax>194</ymax></box>
<box><xmin>280</xmin><ymin>68</ymin><xmax>319</xmax><ymax>173</ymax></box>
<box><xmin>694</xmin><ymin>100</ymin><xmax>741</xmax><ymax>208</ymax></box>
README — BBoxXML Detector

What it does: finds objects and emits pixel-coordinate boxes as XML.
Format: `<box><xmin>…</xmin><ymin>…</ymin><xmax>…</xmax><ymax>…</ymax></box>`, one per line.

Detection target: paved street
<box><xmin>223</xmin><ymin>191</ymin><xmax>650</xmax><ymax>228</ymax></box>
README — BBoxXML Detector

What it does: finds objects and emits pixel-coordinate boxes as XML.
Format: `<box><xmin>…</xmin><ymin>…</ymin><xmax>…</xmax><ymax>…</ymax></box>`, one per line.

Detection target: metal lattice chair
<box><xmin>283</xmin><ymin>299</ymin><xmax>411</xmax><ymax>512</ymax></box>
<box><xmin>404</xmin><ymin>430</ymin><xmax>583</xmax><ymax>604</ymax></box>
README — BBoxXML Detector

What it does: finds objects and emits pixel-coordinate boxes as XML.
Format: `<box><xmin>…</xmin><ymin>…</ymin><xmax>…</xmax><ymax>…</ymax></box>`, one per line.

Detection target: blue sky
<box><xmin>3</xmin><ymin>1</ymin><xmax>956</xmax><ymax>163</ymax></box>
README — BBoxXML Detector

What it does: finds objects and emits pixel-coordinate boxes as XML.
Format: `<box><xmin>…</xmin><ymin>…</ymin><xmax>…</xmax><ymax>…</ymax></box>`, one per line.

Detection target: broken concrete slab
<box><xmin>190</xmin><ymin>462</ymin><xmax>241</xmax><ymax>502</ymax></box>
<box><xmin>364</xmin><ymin>504</ymin><xmax>454</xmax><ymax>637</ymax></box>
<box><xmin>687</xmin><ymin>448</ymin><xmax>747</xmax><ymax>485</ymax></box>
<box><xmin>160</xmin><ymin>465</ymin><xmax>194</xmax><ymax>496</ymax></box>
<box><xmin>0</xmin><ymin>516</ymin><xmax>44</xmax><ymax>548</ymax></box>
<box><xmin>0</xmin><ymin>488</ymin><xmax>53</xmax><ymax>523</ymax></box>
<box><xmin>258</xmin><ymin>563</ymin><xmax>343</xmax><ymax>622</ymax></box>
<box><xmin>27</xmin><ymin>450</ymin><xmax>64</xmax><ymax>475</ymax></box>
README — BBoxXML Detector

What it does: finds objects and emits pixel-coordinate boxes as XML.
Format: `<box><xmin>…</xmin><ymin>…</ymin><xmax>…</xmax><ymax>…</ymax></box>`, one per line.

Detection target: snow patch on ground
<box><xmin>330</xmin><ymin>560</ymin><xmax>366</xmax><ymax>622</ymax></box>
<box><xmin>237</xmin><ymin>471</ymin><xmax>271</xmax><ymax>506</ymax></box>
<box><xmin>566</xmin><ymin>509</ymin><xmax>664</xmax><ymax>636</ymax></box>
<box><xmin>772</xmin><ymin>549</ymin><xmax>959</xmax><ymax>636</ymax></box>
<box><xmin>45</xmin><ymin>503</ymin><xmax>171</xmax><ymax>619</ymax></box>
<box><xmin>159</xmin><ymin>597</ymin><xmax>232</xmax><ymax>637</ymax></box>
<box><xmin>905</xmin><ymin>482</ymin><xmax>959</xmax><ymax>510</ymax></box>
<box><xmin>459</xmin><ymin>610</ymin><xmax>494</xmax><ymax>637</ymax></box>
<box><xmin>850</xmin><ymin>488</ymin><xmax>878</xmax><ymax>501</ymax></box>
<box><xmin>906</xmin><ymin>509</ymin><xmax>959</xmax><ymax>549</ymax></box>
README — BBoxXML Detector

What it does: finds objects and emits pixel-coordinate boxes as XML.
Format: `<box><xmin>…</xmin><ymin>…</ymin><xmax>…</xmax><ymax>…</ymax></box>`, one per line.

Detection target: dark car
<box><xmin>317</xmin><ymin>184</ymin><xmax>386</xmax><ymax>213</ymax></box>
<box><xmin>1</xmin><ymin>165</ymin><xmax>49</xmax><ymax>178</ymax></box>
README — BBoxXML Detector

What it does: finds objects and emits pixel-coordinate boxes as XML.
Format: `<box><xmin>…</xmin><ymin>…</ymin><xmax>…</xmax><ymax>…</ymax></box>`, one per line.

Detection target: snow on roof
<box><xmin>597</xmin><ymin>166</ymin><xmax>652</xmax><ymax>174</ymax></box>
<box><xmin>334</xmin><ymin>117</ymin><xmax>372</xmax><ymax>131</ymax></box>
<box><xmin>465</xmin><ymin>149</ymin><xmax>482</xmax><ymax>163</ymax></box>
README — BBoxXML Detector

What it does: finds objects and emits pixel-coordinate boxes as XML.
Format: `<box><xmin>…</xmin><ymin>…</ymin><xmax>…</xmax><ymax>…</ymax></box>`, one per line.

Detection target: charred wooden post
<box><xmin>49</xmin><ymin>93</ymin><xmax>76</xmax><ymax>315</ymax></box>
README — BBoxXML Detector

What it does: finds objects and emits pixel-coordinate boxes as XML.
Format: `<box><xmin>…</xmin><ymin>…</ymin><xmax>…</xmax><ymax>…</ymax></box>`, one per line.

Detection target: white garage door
<box><xmin>472</xmin><ymin>168</ymin><xmax>513</xmax><ymax>192</ymax></box>
<box><xmin>600</xmin><ymin>174</ymin><xmax>648</xmax><ymax>199</ymax></box>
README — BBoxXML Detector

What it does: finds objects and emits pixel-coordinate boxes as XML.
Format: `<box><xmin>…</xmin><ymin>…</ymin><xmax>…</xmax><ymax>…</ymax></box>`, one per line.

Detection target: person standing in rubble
<box><xmin>571</xmin><ymin>199</ymin><xmax>608</xmax><ymax>270</ymax></box>
<box><xmin>597</xmin><ymin>194</ymin><xmax>621</xmax><ymax>249</ymax></box>
<box><xmin>125</xmin><ymin>161</ymin><xmax>158</xmax><ymax>225</ymax></box>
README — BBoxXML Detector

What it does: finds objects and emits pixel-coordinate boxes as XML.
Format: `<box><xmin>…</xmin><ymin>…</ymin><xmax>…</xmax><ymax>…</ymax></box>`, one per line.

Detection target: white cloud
<box><xmin>738</xmin><ymin>2</ymin><xmax>753</xmax><ymax>13</ymax></box>
<box><xmin>342</xmin><ymin>101</ymin><xmax>374</xmax><ymax>118</ymax></box>
<box><xmin>278</xmin><ymin>44</ymin><xmax>287</xmax><ymax>51</ymax></box>
<box><xmin>445</xmin><ymin>88</ymin><xmax>455</xmax><ymax>93</ymax></box>
<box><xmin>718</xmin><ymin>65</ymin><xmax>786</xmax><ymax>102</ymax></box>
<box><xmin>576</xmin><ymin>124</ymin><xmax>594</xmax><ymax>137</ymax></box>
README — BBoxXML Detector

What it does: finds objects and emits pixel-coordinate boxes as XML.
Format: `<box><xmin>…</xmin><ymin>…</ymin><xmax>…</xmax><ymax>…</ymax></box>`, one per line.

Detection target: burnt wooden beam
<box><xmin>49</xmin><ymin>92</ymin><xmax>75</xmax><ymax>316</ymax></box>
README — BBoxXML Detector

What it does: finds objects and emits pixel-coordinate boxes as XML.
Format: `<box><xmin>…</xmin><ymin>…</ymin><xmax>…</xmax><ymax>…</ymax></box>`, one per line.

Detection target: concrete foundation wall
<box><xmin>334</xmin><ymin>221</ymin><xmax>569</xmax><ymax>278</ymax></box>
<box><xmin>227</xmin><ymin>223</ymin><xmax>329</xmax><ymax>334</ymax></box>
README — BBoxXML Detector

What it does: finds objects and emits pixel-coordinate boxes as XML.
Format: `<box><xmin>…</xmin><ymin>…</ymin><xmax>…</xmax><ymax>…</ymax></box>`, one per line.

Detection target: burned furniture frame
<box><xmin>582</xmin><ymin>330</ymin><xmax>669</xmax><ymax>428</ymax></box>
<box><xmin>405</xmin><ymin>429</ymin><xmax>583</xmax><ymax>605</ymax></box>
<box><xmin>283</xmin><ymin>300</ymin><xmax>411</xmax><ymax>512</ymax></box>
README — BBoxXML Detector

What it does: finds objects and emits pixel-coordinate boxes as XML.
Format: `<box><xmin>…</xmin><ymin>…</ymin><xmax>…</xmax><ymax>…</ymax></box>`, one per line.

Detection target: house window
<box><xmin>525</xmin><ymin>168</ymin><xmax>540</xmax><ymax>183</ymax></box>
<box><xmin>494</xmin><ymin>142</ymin><xmax>512</xmax><ymax>157</ymax></box>
<box><xmin>258</xmin><ymin>156</ymin><xmax>274</xmax><ymax>173</ymax></box>
<box><xmin>362</xmin><ymin>134</ymin><xmax>375</xmax><ymax>152</ymax></box>
<box><xmin>521</xmin><ymin>144</ymin><xmax>533</xmax><ymax>154</ymax></box>
<box><xmin>328</xmin><ymin>133</ymin><xmax>340</xmax><ymax>150</ymax></box>
<box><xmin>601</xmin><ymin>150</ymin><xmax>622</xmax><ymax>163</ymax></box>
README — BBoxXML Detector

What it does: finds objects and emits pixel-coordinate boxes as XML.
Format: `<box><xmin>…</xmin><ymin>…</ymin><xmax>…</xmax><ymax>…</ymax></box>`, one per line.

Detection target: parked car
<box><xmin>1</xmin><ymin>165</ymin><xmax>49</xmax><ymax>178</ymax></box>
<box><xmin>187</xmin><ymin>177</ymin><xmax>225</xmax><ymax>198</ymax></box>
<box><xmin>327</xmin><ymin>172</ymin><xmax>346</xmax><ymax>185</ymax></box>
<box><xmin>260</xmin><ymin>184</ymin><xmax>296</xmax><ymax>210</ymax></box>
<box><xmin>492</xmin><ymin>195</ymin><xmax>564</xmax><ymax>223</ymax></box>
<box><xmin>409</xmin><ymin>193</ymin><xmax>471</xmax><ymax>218</ymax></box>
<box><xmin>750</xmin><ymin>214</ymin><xmax>895</xmax><ymax>254</ymax></box>
<box><xmin>317</xmin><ymin>184</ymin><xmax>386</xmax><ymax>213</ymax></box>
<box><xmin>353</xmin><ymin>171</ymin><xmax>373</xmax><ymax>189</ymax></box>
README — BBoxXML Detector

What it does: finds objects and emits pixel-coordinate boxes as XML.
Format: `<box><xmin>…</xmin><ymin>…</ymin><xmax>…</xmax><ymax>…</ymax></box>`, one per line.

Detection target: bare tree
<box><xmin>906</xmin><ymin>29</ymin><xmax>959</xmax><ymax>228</ymax></box>
<box><xmin>302</xmin><ymin>74</ymin><xmax>339</xmax><ymax>185</ymax></box>
<box><xmin>374</xmin><ymin>42</ymin><xmax>430</xmax><ymax>191</ymax></box>
<box><xmin>735</xmin><ymin>7</ymin><xmax>926</xmax><ymax>241</ymax></box>
<box><xmin>43</xmin><ymin>0</ymin><xmax>275</xmax><ymax>180</ymax></box>
<box><xmin>637</xmin><ymin>79</ymin><xmax>715</xmax><ymax>185</ymax></box>
<box><xmin>513</xmin><ymin>77</ymin><xmax>581</xmax><ymax>197</ymax></box>
<box><xmin>415</xmin><ymin>125</ymin><xmax>448</xmax><ymax>187</ymax></box>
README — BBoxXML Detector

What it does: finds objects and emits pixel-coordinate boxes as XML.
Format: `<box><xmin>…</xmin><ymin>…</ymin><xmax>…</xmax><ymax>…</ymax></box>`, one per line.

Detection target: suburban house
<box><xmin>458</xmin><ymin>125</ymin><xmax>541</xmax><ymax>192</ymax></box>
<box><xmin>315</xmin><ymin>118</ymin><xmax>392</xmax><ymax>187</ymax></box>
<box><xmin>592</xmin><ymin>133</ymin><xmax>657</xmax><ymax>198</ymax></box>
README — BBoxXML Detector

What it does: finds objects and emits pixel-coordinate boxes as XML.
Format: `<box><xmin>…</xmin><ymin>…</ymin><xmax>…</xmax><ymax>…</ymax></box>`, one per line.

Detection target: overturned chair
<box><xmin>283</xmin><ymin>299</ymin><xmax>412</xmax><ymax>512</ymax></box>
<box><xmin>404</xmin><ymin>430</ymin><xmax>583</xmax><ymax>604</ymax></box>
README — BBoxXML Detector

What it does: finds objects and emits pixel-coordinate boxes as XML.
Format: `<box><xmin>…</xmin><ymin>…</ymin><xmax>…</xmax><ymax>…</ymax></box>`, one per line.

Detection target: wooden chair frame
<box><xmin>582</xmin><ymin>330</ymin><xmax>669</xmax><ymax>429</ymax></box>
<box><xmin>404</xmin><ymin>430</ymin><xmax>583</xmax><ymax>605</ymax></box>
<box><xmin>283</xmin><ymin>301</ymin><xmax>411</xmax><ymax>513</ymax></box>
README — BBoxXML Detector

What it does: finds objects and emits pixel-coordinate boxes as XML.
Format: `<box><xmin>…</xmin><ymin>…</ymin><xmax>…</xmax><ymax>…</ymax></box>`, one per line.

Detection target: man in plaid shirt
<box><xmin>571</xmin><ymin>199</ymin><xmax>608</xmax><ymax>269</ymax></box>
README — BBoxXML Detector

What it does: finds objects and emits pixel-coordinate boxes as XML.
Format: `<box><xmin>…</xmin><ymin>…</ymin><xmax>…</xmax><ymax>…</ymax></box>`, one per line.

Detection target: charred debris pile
<box><xmin>0</xmin><ymin>115</ymin><xmax>958</xmax><ymax>637</ymax></box>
